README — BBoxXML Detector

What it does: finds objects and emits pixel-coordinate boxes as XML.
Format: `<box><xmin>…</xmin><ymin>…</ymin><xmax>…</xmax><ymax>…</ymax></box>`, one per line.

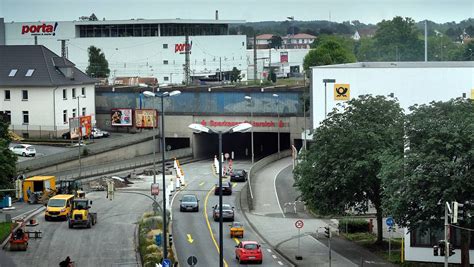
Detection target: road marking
<box><xmin>267</xmin><ymin>249</ymin><xmax>272</xmax><ymax>253</ymax></box>
<box><xmin>199</xmin><ymin>181</ymin><xmax>205</xmax><ymax>187</ymax></box>
<box><xmin>272</xmin><ymin>254</ymin><xmax>277</xmax><ymax>259</ymax></box>
<box><xmin>232</xmin><ymin>182</ymin><xmax>237</xmax><ymax>187</ymax></box>
<box><xmin>278</xmin><ymin>261</ymin><xmax>284</xmax><ymax>265</ymax></box>
<box><xmin>274</xmin><ymin>165</ymin><xmax>286</xmax><ymax>218</ymax></box>
<box><xmin>187</xmin><ymin>234</ymin><xmax>194</xmax><ymax>244</ymax></box>
<box><xmin>233</xmin><ymin>238</ymin><xmax>240</xmax><ymax>244</ymax></box>
<box><xmin>204</xmin><ymin>186</ymin><xmax>229</xmax><ymax>267</ymax></box>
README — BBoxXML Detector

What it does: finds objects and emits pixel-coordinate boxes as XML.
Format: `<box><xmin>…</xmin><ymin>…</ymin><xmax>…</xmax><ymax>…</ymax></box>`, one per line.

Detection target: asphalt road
<box><xmin>275</xmin><ymin>165</ymin><xmax>312</xmax><ymax>219</ymax></box>
<box><xmin>3</xmin><ymin>178</ymin><xmax>155</xmax><ymax>267</ymax></box>
<box><xmin>172</xmin><ymin>160</ymin><xmax>289</xmax><ymax>267</ymax></box>
<box><xmin>9</xmin><ymin>143</ymin><xmax>72</xmax><ymax>162</ymax></box>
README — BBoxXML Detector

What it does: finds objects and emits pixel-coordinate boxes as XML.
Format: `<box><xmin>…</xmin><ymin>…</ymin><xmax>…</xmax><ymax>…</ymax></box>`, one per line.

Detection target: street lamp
<box><xmin>322</xmin><ymin>79</ymin><xmax>336</xmax><ymax>119</ymax></box>
<box><xmin>272</xmin><ymin>94</ymin><xmax>281</xmax><ymax>157</ymax></box>
<box><xmin>188</xmin><ymin>122</ymin><xmax>252</xmax><ymax>267</ymax></box>
<box><xmin>75</xmin><ymin>94</ymin><xmax>86</xmax><ymax>180</ymax></box>
<box><xmin>244</xmin><ymin>95</ymin><xmax>254</xmax><ymax>164</ymax></box>
<box><xmin>142</xmin><ymin>86</ymin><xmax>181</xmax><ymax>261</ymax></box>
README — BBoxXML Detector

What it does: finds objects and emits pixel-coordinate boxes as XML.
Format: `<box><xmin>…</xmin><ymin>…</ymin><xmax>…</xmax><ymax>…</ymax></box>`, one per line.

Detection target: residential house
<box><xmin>282</xmin><ymin>33</ymin><xmax>316</xmax><ymax>49</ymax></box>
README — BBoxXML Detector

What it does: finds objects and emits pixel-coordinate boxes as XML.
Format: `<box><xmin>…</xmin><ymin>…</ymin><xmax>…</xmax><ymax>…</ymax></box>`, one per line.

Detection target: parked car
<box><xmin>61</xmin><ymin>131</ymin><xmax>72</xmax><ymax>139</ymax></box>
<box><xmin>214</xmin><ymin>181</ymin><xmax>232</xmax><ymax>195</ymax></box>
<box><xmin>179</xmin><ymin>194</ymin><xmax>199</xmax><ymax>212</ymax></box>
<box><xmin>235</xmin><ymin>241</ymin><xmax>263</xmax><ymax>264</ymax></box>
<box><xmin>213</xmin><ymin>203</ymin><xmax>234</xmax><ymax>221</ymax></box>
<box><xmin>9</xmin><ymin>144</ymin><xmax>36</xmax><ymax>157</ymax></box>
<box><xmin>90</xmin><ymin>128</ymin><xmax>104</xmax><ymax>139</ymax></box>
<box><xmin>230</xmin><ymin>169</ymin><xmax>248</xmax><ymax>182</ymax></box>
<box><xmin>93</xmin><ymin>127</ymin><xmax>110</xmax><ymax>138</ymax></box>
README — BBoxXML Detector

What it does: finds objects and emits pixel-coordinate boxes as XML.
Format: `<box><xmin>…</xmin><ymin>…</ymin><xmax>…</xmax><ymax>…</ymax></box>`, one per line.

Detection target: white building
<box><xmin>0</xmin><ymin>17</ymin><xmax>248</xmax><ymax>84</ymax></box>
<box><xmin>0</xmin><ymin>45</ymin><xmax>96</xmax><ymax>138</ymax></box>
<box><xmin>247</xmin><ymin>48</ymin><xmax>310</xmax><ymax>80</ymax></box>
<box><xmin>282</xmin><ymin>33</ymin><xmax>316</xmax><ymax>49</ymax></box>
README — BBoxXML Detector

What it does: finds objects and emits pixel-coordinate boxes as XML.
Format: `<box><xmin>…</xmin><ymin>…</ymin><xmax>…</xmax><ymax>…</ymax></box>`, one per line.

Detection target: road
<box><xmin>9</xmin><ymin>143</ymin><xmax>72</xmax><ymax>162</ymax></box>
<box><xmin>172</xmin><ymin>160</ymin><xmax>290</xmax><ymax>267</ymax></box>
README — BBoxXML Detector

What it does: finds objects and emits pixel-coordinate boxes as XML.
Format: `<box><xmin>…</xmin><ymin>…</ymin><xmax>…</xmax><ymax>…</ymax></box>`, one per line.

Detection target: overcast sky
<box><xmin>1</xmin><ymin>0</ymin><xmax>472</xmax><ymax>24</ymax></box>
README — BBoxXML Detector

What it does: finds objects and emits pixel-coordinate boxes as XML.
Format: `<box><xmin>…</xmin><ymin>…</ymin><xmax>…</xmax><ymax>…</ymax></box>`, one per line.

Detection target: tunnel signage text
<box><xmin>200</xmin><ymin>119</ymin><xmax>285</xmax><ymax>128</ymax></box>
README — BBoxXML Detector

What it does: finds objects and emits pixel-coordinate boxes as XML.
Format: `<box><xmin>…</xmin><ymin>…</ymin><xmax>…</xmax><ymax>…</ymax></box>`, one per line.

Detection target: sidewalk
<box><xmin>241</xmin><ymin>157</ymin><xmax>397</xmax><ymax>267</ymax></box>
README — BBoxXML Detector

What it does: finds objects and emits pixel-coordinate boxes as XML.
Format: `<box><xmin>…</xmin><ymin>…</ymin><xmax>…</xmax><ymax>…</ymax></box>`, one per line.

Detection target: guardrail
<box><xmin>17</xmin><ymin>130</ymin><xmax>158</xmax><ymax>172</ymax></box>
<box><xmin>247</xmin><ymin>150</ymin><xmax>291</xmax><ymax>211</ymax></box>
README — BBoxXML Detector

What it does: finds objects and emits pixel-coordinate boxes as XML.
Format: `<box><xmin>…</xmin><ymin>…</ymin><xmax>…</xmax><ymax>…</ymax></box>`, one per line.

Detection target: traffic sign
<box><xmin>187</xmin><ymin>255</ymin><xmax>198</xmax><ymax>266</ymax></box>
<box><xmin>151</xmin><ymin>183</ymin><xmax>160</xmax><ymax>196</ymax></box>
<box><xmin>295</xmin><ymin>219</ymin><xmax>304</xmax><ymax>229</ymax></box>
<box><xmin>386</xmin><ymin>216</ymin><xmax>394</xmax><ymax>227</ymax></box>
<box><xmin>162</xmin><ymin>258</ymin><xmax>171</xmax><ymax>267</ymax></box>
<box><xmin>224</xmin><ymin>153</ymin><xmax>230</xmax><ymax>159</ymax></box>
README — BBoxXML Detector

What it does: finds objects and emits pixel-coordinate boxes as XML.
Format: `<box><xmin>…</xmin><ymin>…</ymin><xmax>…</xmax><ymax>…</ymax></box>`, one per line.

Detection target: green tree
<box><xmin>294</xmin><ymin>95</ymin><xmax>404</xmax><ymax>243</ymax></box>
<box><xmin>303</xmin><ymin>40</ymin><xmax>356</xmax><ymax>70</ymax></box>
<box><xmin>428</xmin><ymin>35</ymin><xmax>464</xmax><ymax>61</ymax></box>
<box><xmin>270</xmin><ymin>35</ymin><xmax>283</xmax><ymax>49</ymax></box>
<box><xmin>86</xmin><ymin>46</ymin><xmax>110</xmax><ymax>78</ymax></box>
<box><xmin>230</xmin><ymin>67</ymin><xmax>241</xmax><ymax>83</ymax></box>
<box><xmin>310</xmin><ymin>34</ymin><xmax>355</xmax><ymax>53</ymax></box>
<box><xmin>383</xmin><ymin>98</ymin><xmax>473</xmax><ymax>266</ymax></box>
<box><xmin>462</xmin><ymin>41</ymin><xmax>474</xmax><ymax>61</ymax></box>
<box><xmin>0</xmin><ymin>114</ymin><xmax>17</xmax><ymax>190</ymax></box>
<box><xmin>373</xmin><ymin>16</ymin><xmax>424</xmax><ymax>61</ymax></box>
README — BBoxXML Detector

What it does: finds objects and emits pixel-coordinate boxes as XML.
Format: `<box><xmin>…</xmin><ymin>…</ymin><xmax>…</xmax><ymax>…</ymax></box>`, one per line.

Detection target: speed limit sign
<box><xmin>295</xmin><ymin>220</ymin><xmax>304</xmax><ymax>229</ymax></box>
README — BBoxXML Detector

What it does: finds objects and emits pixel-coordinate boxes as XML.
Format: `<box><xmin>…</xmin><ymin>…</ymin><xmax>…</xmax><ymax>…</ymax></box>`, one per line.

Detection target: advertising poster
<box><xmin>111</xmin><ymin>108</ymin><xmax>133</xmax><ymax>126</ymax></box>
<box><xmin>135</xmin><ymin>109</ymin><xmax>157</xmax><ymax>128</ymax></box>
<box><xmin>280</xmin><ymin>52</ymin><xmax>288</xmax><ymax>63</ymax></box>
<box><xmin>70</xmin><ymin>115</ymin><xmax>92</xmax><ymax>139</ymax></box>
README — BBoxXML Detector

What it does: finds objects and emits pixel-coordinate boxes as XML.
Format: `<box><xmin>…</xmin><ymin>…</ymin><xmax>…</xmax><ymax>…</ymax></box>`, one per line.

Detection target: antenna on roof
<box><xmin>215</xmin><ymin>10</ymin><xmax>219</xmax><ymax>20</ymax></box>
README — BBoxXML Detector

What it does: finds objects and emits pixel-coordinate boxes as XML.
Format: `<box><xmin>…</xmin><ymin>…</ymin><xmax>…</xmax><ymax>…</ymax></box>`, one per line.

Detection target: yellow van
<box><xmin>45</xmin><ymin>194</ymin><xmax>74</xmax><ymax>221</ymax></box>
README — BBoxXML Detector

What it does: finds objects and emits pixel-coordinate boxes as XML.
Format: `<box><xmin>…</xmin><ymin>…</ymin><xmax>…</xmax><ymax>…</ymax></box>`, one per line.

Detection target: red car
<box><xmin>235</xmin><ymin>241</ymin><xmax>263</xmax><ymax>264</ymax></box>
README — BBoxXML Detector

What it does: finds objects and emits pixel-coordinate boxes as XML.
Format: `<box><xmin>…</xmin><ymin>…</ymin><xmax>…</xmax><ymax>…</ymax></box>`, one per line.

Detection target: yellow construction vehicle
<box><xmin>68</xmin><ymin>198</ymin><xmax>97</xmax><ymax>229</ymax></box>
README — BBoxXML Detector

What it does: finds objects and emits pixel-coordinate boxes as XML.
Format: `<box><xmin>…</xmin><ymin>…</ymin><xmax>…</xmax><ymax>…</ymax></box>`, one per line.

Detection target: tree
<box><xmin>0</xmin><ymin>114</ymin><xmax>17</xmax><ymax>190</ymax></box>
<box><xmin>383</xmin><ymin>98</ymin><xmax>473</xmax><ymax>266</ymax></box>
<box><xmin>428</xmin><ymin>35</ymin><xmax>464</xmax><ymax>61</ymax></box>
<box><xmin>269</xmin><ymin>35</ymin><xmax>283</xmax><ymax>49</ymax></box>
<box><xmin>373</xmin><ymin>16</ymin><xmax>424</xmax><ymax>61</ymax></box>
<box><xmin>89</xmin><ymin>13</ymin><xmax>98</xmax><ymax>21</ymax></box>
<box><xmin>303</xmin><ymin>40</ymin><xmax>356</xmax><ymax>70</ymax></box>
<box><xmin>294</xmin><ymin>95</ymin><xmax>404</xmax><ymax>243</ymax></box>
<box><xmin>462</xmin><ymin>41</ymin><xmax>474</xmax><ymax>61</ymax></box>
<box><xmin>86</xmin><ymin>46</ymin><xmax>110</xmax><ymax>78</ymax></box>
<box><xmin>230</xmin><ymin>67</ymin><xmax>241</xmax><ymax>83</ymax></box>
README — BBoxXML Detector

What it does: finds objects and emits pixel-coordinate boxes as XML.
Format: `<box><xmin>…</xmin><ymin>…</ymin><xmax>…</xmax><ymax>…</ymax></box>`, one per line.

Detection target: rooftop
<box><xmin>312</xmin><ymin>61</ymin><xmax>474</xmax><ymax>69</ymax></box>
<box><xmin>5</xmin><ymin>18</ymin><xmax>245</xmax><ymax>25</ymax></box>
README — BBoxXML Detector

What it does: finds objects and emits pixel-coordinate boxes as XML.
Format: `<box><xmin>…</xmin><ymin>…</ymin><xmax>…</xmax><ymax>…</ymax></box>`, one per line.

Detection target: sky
<box><xmin>0</xmin><ymin>0</ymin><xmax>472</xmax><ymax>24</ymax></box>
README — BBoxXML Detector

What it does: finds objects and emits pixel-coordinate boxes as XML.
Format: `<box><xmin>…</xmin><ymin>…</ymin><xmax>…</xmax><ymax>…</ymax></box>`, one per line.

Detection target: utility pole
<box><xmin>268</xmin><ymin>49</ymin><xmax>272</xmax><ymax>81</ymax></box>
<box><xmin>425</xmin><ymin>20</ymin><xmax>428</xmax><ymax>62</ymax></box>
<box><xmin>184</xmin><ymin>35</ymin><xmax>191</xmax><ymax>85</ymax></box>
<box><xmin>253</xmin><ymin>34</ymin><xmax>257</xmax><ymax>84</ymax></box>
<box><xmin>219</xmin><ymin>57</ymin><xmax>222</xmax><ymax>82</ymax></box>
<box><xmin>58</xmin><ymin>39</ymin><xmax>69</xmax><ymax>58</ymax></box>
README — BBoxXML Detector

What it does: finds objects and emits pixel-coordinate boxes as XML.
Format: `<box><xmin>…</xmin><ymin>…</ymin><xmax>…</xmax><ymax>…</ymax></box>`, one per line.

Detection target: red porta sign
<box><xmin>175</xmin><ymin>43</ymin><xmax>192</xmax><ymax>54</ymax></box>
<box><xmin>21</xmin><ymin>22</ymin><xmax>58</xmax><ymax>36</ymax></box>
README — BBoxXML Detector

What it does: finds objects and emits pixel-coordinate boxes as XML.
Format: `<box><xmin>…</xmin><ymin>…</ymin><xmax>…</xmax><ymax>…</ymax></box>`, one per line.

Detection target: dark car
<box><xmin>179</xmin><ymin>194</ymin><xmax>199</xmax><ymax>212</ymax></box>
<box><xmin>230</xmin><ymin>169</ymin><xmax>248</xmax><ymax>182</ymax></box>
<box><xmin>213</xmin><ymin>203</ymin><xmax>234</xmax><ymax>221</ymax></box>
<box><xmin>214</xmin><ymin>181</ymin><xmax>232</xmax><ymax>195</ymax></box>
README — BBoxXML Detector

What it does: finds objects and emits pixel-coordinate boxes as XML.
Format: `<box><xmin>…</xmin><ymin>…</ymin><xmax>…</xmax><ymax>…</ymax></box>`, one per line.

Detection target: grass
<box><xmin>0</xmin><ymin>222</ymin><xmax>14</xmax><ymax>242</ymax></box>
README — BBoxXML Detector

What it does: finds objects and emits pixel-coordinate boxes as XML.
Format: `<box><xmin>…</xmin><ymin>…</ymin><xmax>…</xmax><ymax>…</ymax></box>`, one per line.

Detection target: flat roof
<box><xmin>25</xmin><ymin>176</ymin><xmax>55</xmax><ymax>181</ymax></box>
<box><xmin>5</xmin><ymin>18</ymin><xmax>245</xmax><ymax>25</ymax></box>
<box><xmin>312</xmin><ymin>61</ymin><xmax>474</xmax><ymax>69</ymax></box>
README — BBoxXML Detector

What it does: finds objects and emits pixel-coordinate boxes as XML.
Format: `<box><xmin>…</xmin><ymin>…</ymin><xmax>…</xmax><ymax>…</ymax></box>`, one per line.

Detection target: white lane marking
<box><xmin>278</xmin><ymin>261</ymin><xmax>284</xmax><ymax>265</ymax></box>
<box><xmin>274</xmin><ymin>165</ymin><xmax>286</xmax><ymax>218</ymax></box>
<box><xmin>272</xmin><ymin>254</ymin><xmax>277</xmax><ymax>259</ymax></box>
<box><xmin>266</xmin><ymin>249</ymin><xmax>272</xmax><ymax>253</ymax></box>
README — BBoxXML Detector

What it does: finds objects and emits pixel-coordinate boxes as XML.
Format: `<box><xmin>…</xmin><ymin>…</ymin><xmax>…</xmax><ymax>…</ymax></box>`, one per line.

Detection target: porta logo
<box><xmin>175</xmin><ymin>42</ymin><xmax>192</xmax><ymax>54</ymax></box>
<box><xmin>21</xmin><ymin>22</ymin><xmax>58</xmax><ymax>36</ymax></box>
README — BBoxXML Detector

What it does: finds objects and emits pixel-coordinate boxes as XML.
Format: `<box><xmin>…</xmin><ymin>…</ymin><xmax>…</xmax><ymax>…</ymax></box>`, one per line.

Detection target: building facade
<box><xmin>246</xmin><ymin>48</ymin><xmax>310</xmax><ymax>80</ymax></box>
<box><xmin>0</xmin><ymin>45</ymin><xmax>96</xmax><ymax>138</ymax></box>
<box><xmin>0</xmin><ymin>18</ymin><xmax>248</xmax><ymax>84</ymax></box>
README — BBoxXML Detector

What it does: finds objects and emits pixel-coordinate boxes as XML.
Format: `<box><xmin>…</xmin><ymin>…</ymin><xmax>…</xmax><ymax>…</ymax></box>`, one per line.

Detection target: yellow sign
<box><xmin>334</xmin><ymin>84</ymin><xmax>350</xmax><ymax>100</ymax></box>
<box><xmin>471</xmin><ymin>89</ymin><xmax>474</xmax><ymax>99</ymax></box>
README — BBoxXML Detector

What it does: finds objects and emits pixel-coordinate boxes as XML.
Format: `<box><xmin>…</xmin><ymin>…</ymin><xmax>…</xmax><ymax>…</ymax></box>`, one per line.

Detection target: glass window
<box><xmin>82</xmin><ymin>107</ymin><xmax>86</xmax><ymax>116</ymax></box>
<box><xmin>72</xmin><ymin>108</ymin><xmax>76</xmax><ymax>118</ymax></box>
<box><xmin>163</xmin><ymin>60</ymin><xmax>169</xmax><ymax>65</ymax></box>
<box><xmin>164</xmin><ymin>76</ymin><xmax>169</xmax><ymax>81</ymax></box>
<box><xmin>63</xmin><ymin>110</ymin><xmax>67</xmax><ymax>123</ymax></box>
<box><xmin>81</xmin><ymin>87</ymin><xmax>86</xmax><ymax>96</ymax></box>
<box><xmin>25</xmin><ymin>69</ymin><xmax>35</xmax><ymax>77</ymax></box>
<box><xmin>163</xmin><ymin>44</ymin><xmax>168</xmax><ymax>49</ymax></box>
<box><xmin>4</xmin><ymin>111</ymin><xmax>11</xmax><ymax>122</ymax></box>
<box><xmin>63</xmin><ymin>89</ymin><xmax>67</xmax><ymax>99</ymax></box>
<box><xmin>22</xmin><ymin>90</ymin><xmax>28</xmax><ymax>100</ymax></box>
<box><xmin>110</xmin><ymin>25</ymin><xmax>118</xmax><ymax>37</ymax></box>
<box><xmin>5</xmin><ymin>90</ymin><xmax>10</xmax><ymax>100</ymax></box>
<box><xmin>8</xmin><ymin>69</ymin><xmax>17</xmax><ymax>77</ymax></box>
<box><xmin>72</xmin><ymin>88</ymin><xmax>76</xmax><ymax>98</ymax></box>
<box><xmin>22</xmin><ymin>111</ymin><xmax>29</xmax><ymax>124</ymax></box>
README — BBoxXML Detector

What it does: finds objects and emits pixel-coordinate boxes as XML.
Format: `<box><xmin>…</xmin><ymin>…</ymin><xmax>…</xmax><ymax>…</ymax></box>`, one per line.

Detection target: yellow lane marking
<box><xmin>187</xmin><ymin>234</ymin><xmax>194</xmax><ymax>244</ymax></box>
<box><xmin>199</xmin><ymin>181</ymin><xmax>205</xmax><ymax>187</ymax></box>
<box><xmin>232</xmin><ymin>182</ymin><xmax>237</xmax><ymax>187</ymax></box>
<box><xmin>204</xmin><ymin>186</ymin><xmax>229</xmax><ymax>267</ymax></box>
<box><xmin>233</xmin><ymin>238</ymin><xmax>240</xmax><ymax>244</ymax></box>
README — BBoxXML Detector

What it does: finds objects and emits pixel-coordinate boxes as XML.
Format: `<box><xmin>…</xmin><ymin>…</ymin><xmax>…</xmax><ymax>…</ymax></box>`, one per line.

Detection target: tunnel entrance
<box><xmin>165</xmin><ymin>137</ymin><xmax>190</xmax><ymax>151</ymax></box>
<box><xmin>193</xmin><ymin>132</ymin><xmax>291</xmax><ymax>160</ymax></box>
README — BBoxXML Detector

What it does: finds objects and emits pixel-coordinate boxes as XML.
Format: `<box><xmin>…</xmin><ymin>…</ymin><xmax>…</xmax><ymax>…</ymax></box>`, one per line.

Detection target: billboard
<box><xmin>69</xmin><ymin>115</ymin><xmax>92</xmax><ymax>139</ymax></box>
<box><xmin>280</xmin><ymin>52</ymin><xmax>288</xmax><ymax>63</ymax></box>
<box><xmin>135</xmin><ymin>109</ymin><xmax>158</xmax><ymax>128</ymax></box>
<box><xmin>111</xmin><ymin>108</ymin><xmax>133</xmax><ymax>126</ymax></box>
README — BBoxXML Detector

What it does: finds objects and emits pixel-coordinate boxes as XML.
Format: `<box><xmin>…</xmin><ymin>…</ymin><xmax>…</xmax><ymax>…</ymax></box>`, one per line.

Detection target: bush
<box><xmin>339</xmin><ymin>219</ymin><xmax>369</xmax><ymax>233</ymax></box>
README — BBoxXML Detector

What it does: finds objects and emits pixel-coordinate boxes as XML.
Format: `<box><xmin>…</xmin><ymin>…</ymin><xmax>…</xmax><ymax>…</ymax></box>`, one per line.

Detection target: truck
<box><xmin>68</xmin><ymin>199</ymin><xmax>97</xmax><ymax>229</ymax></box>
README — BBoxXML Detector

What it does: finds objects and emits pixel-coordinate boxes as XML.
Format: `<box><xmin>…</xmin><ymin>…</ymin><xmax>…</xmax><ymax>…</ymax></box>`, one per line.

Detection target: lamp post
<box><xmin>75</xmin><ymin>94</ymin><xmax>86</xmax><ymax>179</ymax></box>
<box><xmin>244</xmin><ymin>95</ymin><xmax>254</xmax><ymax>163</ymax></box>
<box><xmin>188</xmin><ymin>122</ymin><xmax>252</xmax><ymax>267</ymax></box>
<box><xmin>272</xmin><ymin>94</ymin><xmax>280</xmax><ymax>157</ymax></box>
<box><xmin>322</xmin><ymin>79</ymin><xmax>336</xmax><ymax>119</ymax></box>
<box><xmin>142</xmin><ymin>86</ymin><xmax>181</xmax><ymax>261</ymax></box>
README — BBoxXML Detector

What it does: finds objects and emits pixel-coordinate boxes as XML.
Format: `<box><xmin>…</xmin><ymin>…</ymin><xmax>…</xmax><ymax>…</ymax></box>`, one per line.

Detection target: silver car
<box><xmin>9</xmin><ymin>144</ymin><xmax>36</xmax><ymax>157</ymax></box>
<box><xmin>213</xmin><ymin>204</ymin><xmax>234</xmax><ymax>221</ymax></box>
<box><xmin>180</xmin><ymin>194</ymin><xmax>199</xmax><ymax>212</ymax></box>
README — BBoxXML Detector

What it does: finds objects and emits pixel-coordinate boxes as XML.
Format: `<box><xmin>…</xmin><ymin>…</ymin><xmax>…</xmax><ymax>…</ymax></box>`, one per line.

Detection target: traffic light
<box><xmin>438</xmin><ymin>240</ymin><xmax>446</xmax><ymax>256</ymax></box>
<box><xmin>324</xmin><ymin>226</ymin><xmax>330</xmax><ymax>238</ymax></box>
<box><xmin>449</xmin><ymin>242</ymin><xmax>455</xmax><ymax>256</ymax></box>
<box><xmin>433</xmin><ymin>245</ymin><xmax>439</xmax><ymax>256</ymax></box>
<box><xmin>453</xmin><ymin>201</ymin><xmax>463</xmax><ymax>224</ymax></box>
<box><xmin>169</xmin><ymin>233</ymin><xmax>173</xmax><ymax>246</ymax></box>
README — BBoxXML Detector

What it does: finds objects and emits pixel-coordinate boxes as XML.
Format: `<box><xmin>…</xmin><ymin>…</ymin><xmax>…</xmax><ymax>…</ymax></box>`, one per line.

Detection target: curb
<box><xmin>1</xmin><ymin>205</ymin><xmax>45</xmax><ymax>249</ymax></box>
<box><xmin>239</xmin><ymin>183</ymin><xmax>296</xmax><ymax>267</ymax></box>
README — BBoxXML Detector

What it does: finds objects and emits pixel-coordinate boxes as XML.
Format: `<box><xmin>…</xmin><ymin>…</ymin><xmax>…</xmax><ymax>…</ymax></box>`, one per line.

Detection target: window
<box><xmin>72</xmin><ymin>109</ymin><xmax>76</xmax><ymax>118</ymax></box>
<box><xmin>22</xmin><ymin>111</ymin><xmax>29</xmax><ymax>124</ymax></box>
<box><xmin>4</xmin><ymin>111</ymin><xmax>11</xmax><ymax>123</ymax></box>
<box><xmin>22</xmin><ymin>90</ymin><xmax>28</xmax><ymax>100</ymax></box>
<box><xmin>81</xmin><ymin>87</ymin><xmax>86</xmax><ymax>97</ymax></box>
<box><xmin>72</xmin><ymin>88</ymin><xmax>76</xmax><ymax>98</ymax></box>
<box><xmin>164</xmin><ymin>76</ymin><xmax>169</xmax><ymax>81</ymax></box>
<box><xmin>63</xmin><ymin>89</ymin><xmax>67</xmax><ymax>99</ymax></box>
<box><xmin>8</xmin><ymin>69</ymin><xmax>17</xmax><ymax>77</ymax></box>
<box><xmin>163</xmin><ymin>44</ymin><xmax>168</xmax><ymax>49</ymax></box>
<box><xmin>82</xmin><ymin>107</ymin><xmax>86</xmax><ymax>116</ymax></box>
<box><xmin>63</xmin><ymin>110</ymin><xmax>68</xmax><ymax>124</ymax></box>
<box><xmin>5</xmin><ymin>90</ymin><xmax>10</xmax><ymax>100</ymax></box>
<box><xmin>25</xmin><ymin>69</ymin><xmax>35</xmax><ymax>77</ymax></box>
<box><xmin>163</xmin><ymin>60</ymin><xmax>169</xmax><ymax>65</ymax></box>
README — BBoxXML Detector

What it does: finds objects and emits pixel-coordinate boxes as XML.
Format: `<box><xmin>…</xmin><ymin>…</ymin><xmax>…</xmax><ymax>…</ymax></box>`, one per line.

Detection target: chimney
<box><xmin>215</xmin><ymin>10</ymin><xmax>219</xmax><ymax>20</ymax></box>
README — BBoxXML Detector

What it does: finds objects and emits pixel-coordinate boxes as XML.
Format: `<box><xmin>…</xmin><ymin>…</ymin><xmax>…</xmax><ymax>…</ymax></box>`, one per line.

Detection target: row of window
<box><xmin>8</xmin><ymin>69</ymin><xmax>35</xmax><ymax>77</ymax></box>
<box><xmin>2</xmin><ymin>108</ymin><xmax>87</xmax><ymax>125</ymax></box>
<box><xmin>63</xmin><ymin>108</ymin><xmax>87</xmax><ymax>124</ymax></box>
<box><xmin>3</xmin><ymin>88</ymin><xmax>86</xmax><ymax>101</ymax></box>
